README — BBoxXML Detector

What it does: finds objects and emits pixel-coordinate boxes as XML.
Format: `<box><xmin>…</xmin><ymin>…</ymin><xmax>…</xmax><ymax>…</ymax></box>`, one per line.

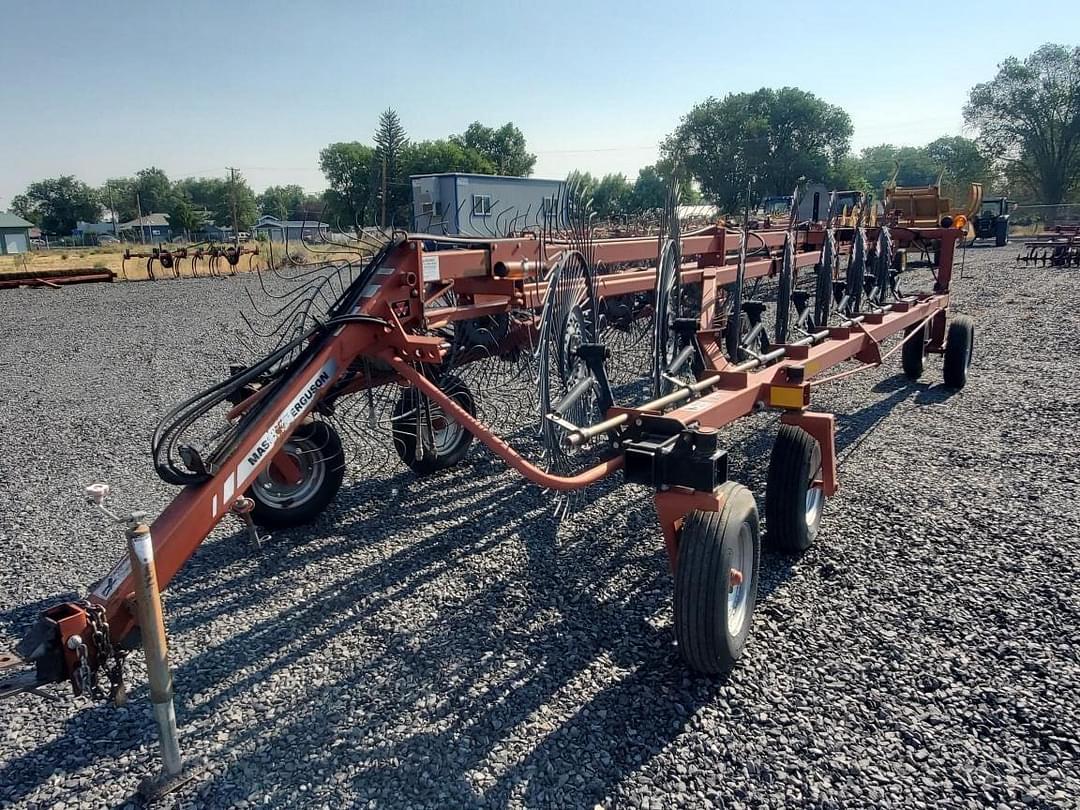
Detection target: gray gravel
<box><xmin>1</xmin><ymin>245</ymin><xmax>1078</xmax><ymax>809</ymax></box>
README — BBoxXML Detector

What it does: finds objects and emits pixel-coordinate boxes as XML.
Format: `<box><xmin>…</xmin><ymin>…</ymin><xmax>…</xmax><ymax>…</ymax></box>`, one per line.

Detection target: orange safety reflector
<box><xmin>769</xmin><ymin>385</ymin><xmax>807</xmax><ymax>409</ymax></box>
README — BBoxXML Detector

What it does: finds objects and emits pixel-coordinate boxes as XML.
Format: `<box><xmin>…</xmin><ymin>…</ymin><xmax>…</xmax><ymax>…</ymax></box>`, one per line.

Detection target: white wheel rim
<box><xmin>253</xmin><ymin>435</ymin><xmax>327</xmax><ymax>508</ymax></box>
<box><xmin>805</xmin><ymin>484</ymin><xmax>824</xmax><ymax>529</ymax></box>
<box><xmin>727</xmin><ymin>522</ymin><xmax>754</xmax><ymax>636</ymax></box>
<box><xmin>426</xmin><ymin>404</ymin><xmax>463</xmax><ymax>455</ymax></box>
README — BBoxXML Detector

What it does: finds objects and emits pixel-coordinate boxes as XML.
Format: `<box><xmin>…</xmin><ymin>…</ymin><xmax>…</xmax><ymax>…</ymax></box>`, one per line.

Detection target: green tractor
<box><xmin>971</xmin><ymin>197</ymin><xmax>1010</xmax><ymax>247</ymax></box>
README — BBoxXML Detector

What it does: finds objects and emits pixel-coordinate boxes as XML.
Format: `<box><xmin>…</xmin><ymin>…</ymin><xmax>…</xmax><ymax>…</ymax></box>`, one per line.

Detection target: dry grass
<box><xmin>0</xmin><ymin>242</ymin><xmax>269</xmax><ymax>282</ymax></box>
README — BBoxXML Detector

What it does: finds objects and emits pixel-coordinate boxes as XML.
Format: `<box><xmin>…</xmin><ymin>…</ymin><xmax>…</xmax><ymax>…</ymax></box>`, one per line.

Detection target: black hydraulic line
<box><xmin>152</xmin><ymin>313</ymin><xmax>389</xmax><ymax>485</ymax></box>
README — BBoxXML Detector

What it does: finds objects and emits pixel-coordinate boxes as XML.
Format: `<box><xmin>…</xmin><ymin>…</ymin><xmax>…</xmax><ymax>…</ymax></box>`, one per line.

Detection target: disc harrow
<box><xmin>1015</xmin><ymin>235</ymin><xmax>1080</xmax><ymax>267</ymax></box>
<box><xmin>1</xmin><ymin>178</ymin><xmax>974</xmax><ymax>795</ymax></box>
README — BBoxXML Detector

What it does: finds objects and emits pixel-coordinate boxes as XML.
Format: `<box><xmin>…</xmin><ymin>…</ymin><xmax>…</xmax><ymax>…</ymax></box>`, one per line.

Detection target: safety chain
<box><xmin>76</xmin><ymin>600</ymin><xmax>126</xmax><ymax>704</ymax></box>
<box><xmin>69</xmin><ymin>635</ymin><xmax>96</xmax><ymax>699</ymax></box>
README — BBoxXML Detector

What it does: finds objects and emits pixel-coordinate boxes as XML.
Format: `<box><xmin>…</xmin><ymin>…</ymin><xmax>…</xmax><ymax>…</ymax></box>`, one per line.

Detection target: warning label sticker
<box><xmin>422</xmin><ymin>254</ymin><xmax>440</xmax><ymax>282</ymax></box>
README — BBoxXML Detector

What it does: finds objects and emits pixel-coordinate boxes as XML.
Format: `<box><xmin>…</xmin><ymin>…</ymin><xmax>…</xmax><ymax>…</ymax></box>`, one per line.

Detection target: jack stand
<box><xmin>125</xmin><ymin>522</ymin><xmax>195</xmax><ymax>800</ymax></box>
<box><xmin>231</xmin><ymin>497</ymin><xmax>269</xmax><ymax>549</ymax></box>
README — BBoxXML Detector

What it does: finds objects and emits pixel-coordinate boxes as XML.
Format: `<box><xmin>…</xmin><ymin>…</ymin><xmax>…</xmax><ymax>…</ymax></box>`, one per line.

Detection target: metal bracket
<box><xmin>623</xmin><ymin>425</ymin><xmax>728</xmax><ymax>492</ymax></box>
<box><xmin>575</xmin><ymin>343</ymin><xmax>615</xmax><ymax>415</ymax></box>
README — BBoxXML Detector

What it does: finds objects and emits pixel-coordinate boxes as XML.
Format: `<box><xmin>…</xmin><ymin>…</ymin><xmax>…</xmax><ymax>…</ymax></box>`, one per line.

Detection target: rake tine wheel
<box><xmin>873</xmin><ymin>226</ymin><xmax>894</xmax><ymax>305</ymax></box>
<box><xmin>652</xmin><ymin>175</ymin><xmax>698</xmax><ymax>396</ymax></box>
<box><xmin>726</xmin><ymin>228</ymin><xmax>748</xmax><ymax>361</ymax></box>
<box><xmin>775</xmin><ymin>232</ymin><xmax>796</xmax><ymax>344</ymax></box>
<box><xmin>537</xmin><ymin>181</ymin><xmax>612</xmax><ymax>489</ymax></box>
<box><xmin>845</xmin><ymin>198</ymin><xmax>868</xmax><ymax>315</ymax></box>
<box><xmin>774</xmin><ymin>180</ymin><xmax>804</xmax><ymax>345</ymax></box>
<box><xmin>814</xmin><ymin>191</ymin><xmax>839</xmax><ymax>328</ymax></box>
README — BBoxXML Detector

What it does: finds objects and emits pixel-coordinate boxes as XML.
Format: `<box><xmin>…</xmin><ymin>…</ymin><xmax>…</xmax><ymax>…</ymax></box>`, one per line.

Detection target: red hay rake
<box><xmin>1</xmin><ymin>183</ymin><xmax>975</xmax><ymax>795</ymax></box>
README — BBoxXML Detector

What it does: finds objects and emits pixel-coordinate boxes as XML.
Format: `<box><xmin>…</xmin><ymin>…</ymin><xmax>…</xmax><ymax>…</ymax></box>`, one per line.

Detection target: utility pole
<box><xmin>135</xmin><ymin>192</ymin><xmax>145</xmax><ymax>245</ymax></box>
<box><xmin>227</xmin><ymin>167</ymin><xmax>240</xmax><ymax>247</ymax></box>
<box><xmin>108</xmin><ymin>188</ymin><xmax>118</xmax><ymax>236</ymax></box>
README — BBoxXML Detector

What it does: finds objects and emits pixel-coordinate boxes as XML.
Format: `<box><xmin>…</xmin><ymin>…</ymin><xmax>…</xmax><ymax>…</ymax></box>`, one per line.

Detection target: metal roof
<box><xmin>0</xmin><ymin>212</ymin><xmax>34</xmax><ymax>229</ymax></box>
<box><xmin>120</xmin><ymin>213</ymin><xmax>170</xmax><ymax>228</ymax></box>
<box><xmin>253</xmin><ymin>216</ymin><xmax>331</xmax><ymax>229</ymax></box>
<box><xmin>409</xmin><ymin>172</ymin><xmax>561</xmax><ymax>183</ymax></box>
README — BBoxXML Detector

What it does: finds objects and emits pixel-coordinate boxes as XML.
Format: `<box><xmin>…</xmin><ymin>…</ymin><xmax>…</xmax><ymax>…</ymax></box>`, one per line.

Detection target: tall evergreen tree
<box><xmin>373</xmin><ymin>108</ymin><xmax>410</xmax><ymax>226</ymax></box>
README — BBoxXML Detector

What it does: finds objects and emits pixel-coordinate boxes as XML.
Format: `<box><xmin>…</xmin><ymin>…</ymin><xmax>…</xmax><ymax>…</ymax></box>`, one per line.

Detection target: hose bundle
<box><xmin>151</xmin><ymin>237</ymin><xmax>401</xmax><ymax>486</ymax></box>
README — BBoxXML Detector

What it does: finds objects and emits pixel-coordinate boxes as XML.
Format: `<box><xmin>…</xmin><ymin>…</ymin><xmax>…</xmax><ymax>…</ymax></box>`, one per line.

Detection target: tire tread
<box><xmin>674</xmin><ymin>482</ymin><xmax>759</xmax><ymax>674</ymax></box>
<box><xmin>766</xmin><ymin>425</ymin><xmax>821</xmax><ymax>553</ymax></box>
<box><xmin>943</xmin><ymin>315</ymin><xmax>975</xmax><ymax>389</ymax></box>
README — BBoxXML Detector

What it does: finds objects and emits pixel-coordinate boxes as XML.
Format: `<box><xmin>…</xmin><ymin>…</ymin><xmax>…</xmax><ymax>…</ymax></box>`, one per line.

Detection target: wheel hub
<box><xmin>727</xmin><ymin>523</ymin><xmax>755</xmax><ymax>636</ymax></box>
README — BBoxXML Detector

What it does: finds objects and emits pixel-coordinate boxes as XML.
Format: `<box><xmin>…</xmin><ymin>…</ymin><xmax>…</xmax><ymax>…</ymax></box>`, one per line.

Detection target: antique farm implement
<box><xmin>1016</xmin><ymin>228</ymin><xmax>1080</xmax><ymax>267</ymax></box>
<box><xmin>121</xmin><ymin>243</ymin><xmax>261</xmax><ymax>280</ymax></box>
<box><xmin>0</xmin><ymin>184</ymin><xmax>974</xmax><ymax>791</ymax></box>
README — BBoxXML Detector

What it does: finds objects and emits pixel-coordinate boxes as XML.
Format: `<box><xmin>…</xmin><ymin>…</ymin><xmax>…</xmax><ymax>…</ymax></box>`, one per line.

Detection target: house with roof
<box><xmin>75</xmin><ymin>213</ymin><xmax>172</xmax><ymax>244</ymax></box>
<box><xmin>119</xmin><ymin>213</ymin><xmax>171</xmax><ymax>243</ymax></box>
<box><xmin>0</xmin><ymin>213</ymin><xmax>34</xmax><ymax>254</ymax></box>
<box><xmin>252</xmin><ymin>215</ymin><xmax>331</xmax><ymax>243</ymax></box>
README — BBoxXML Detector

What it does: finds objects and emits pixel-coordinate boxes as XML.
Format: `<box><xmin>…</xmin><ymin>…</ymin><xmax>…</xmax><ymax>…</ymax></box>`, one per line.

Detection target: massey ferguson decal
<box><xmin>232</xmin><ymin>360</ymin><xmax>337</xmax><ymax>493</ymax></box>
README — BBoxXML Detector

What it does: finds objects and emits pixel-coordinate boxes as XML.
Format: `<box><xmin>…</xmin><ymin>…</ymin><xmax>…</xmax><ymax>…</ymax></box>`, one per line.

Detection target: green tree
<box><xmin>965</xmin><ymin>43</ymin><xmax>1080</xmax><ymax>212</ymax></box>
<box><xmin>453</xmin><ymin>122</ymin><xmax>536</xmax><ymax>176</ymax></box>
<box><xmin>565</xmin><ymin>170</ymin><xmax>596</xmax><ymax>189</ymax></box>
<box><xmin>924</xmin><ymin>136</ymin><xmax>995</xmax><ymax>198</ymax></box>
<box><xmin>258</xmin><ymin>184</ymin><xmax>307</xmax><ymax>219</ymax></box>
<box><xmin>374</xmin><ymin>108</ymin><xmax>410</xmax><ymax>226</ymax></box>
<box><xmin>295</xmin><ymin>194</ymin><xmax>327</xmax><ymax>222</ymax></box>
<box><xmin>176</xmin><ymin>177</ymin><xmax>225</xmax><ymax>212</ymax></box>
<box><xmin>856</xmin><ymin>144</ymin><xmax>939</xmax><ymax>190</ymax></box>
<box><xmin>174</xmin><ymin>174</ymin><xmax>256</xmax><ymax>230</ymax></box>
<box><xmin>630</xmin><ymin>165</ymin><xmax>668</xmax><ymax>211</ymax></box>
<box><xmin>592</xmin><ymin>173</ymin><xmax>633</xmax><ymax>218</ymax></box>
<box><xmin>133</xmin><ymin>167</ymin><xmax>176</xmax><ymax>215</ymax></box>
<box><xmin>403</xmin><ymin>139</ymin><xmax>495</xmax><ymax>176</ymax></box>
<box><xmin>222</xmin><ymin>172</ymin><xmax>258</xmax><ymax>230</ymax></box>
<box><xmin>319</xmin><ymin>141</ymin><xmax>378</xmax><ymax>230</ymax></box>
<box><xmin>99</xmin><ymin>177</ymin><xmax>137</xmax><ymax>222</ymax></box>
<box><xmin>851</xmin><ymin>138</ymin><xmax>993</xmax><ymax>207</ymax></box>
<box><xmin>167</xmin><ymin>197</ymin><xmax>200</xmax><ymax>236</ymax></box>
<box><xmin>10</xmin><ymin>176</ymin><xmax>100</xmax><ymax>235</ymax></box>
<box><xmin>671</xmin><ymin>87</ymin><xmax>853</xmax><ymax>213</ymax></box>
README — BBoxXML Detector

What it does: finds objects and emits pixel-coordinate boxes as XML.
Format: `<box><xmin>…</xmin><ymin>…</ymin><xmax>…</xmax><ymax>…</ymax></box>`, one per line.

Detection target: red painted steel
<box><xmin>11</xmin><ymin>220</ymin><xmax>966</xmax><ymax>690</ymax></box>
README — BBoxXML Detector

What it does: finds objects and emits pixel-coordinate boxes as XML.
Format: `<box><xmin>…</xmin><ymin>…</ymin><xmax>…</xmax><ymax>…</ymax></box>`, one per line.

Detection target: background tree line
<box><xmin>318</xmin><ymin>112</ymin><xmax>538</xmax><ymax>229</ymax></box>
<box><xmin>8</xmin><ymin>42</ymin><xmax>1078</xmax><ymax>235</ymax></box>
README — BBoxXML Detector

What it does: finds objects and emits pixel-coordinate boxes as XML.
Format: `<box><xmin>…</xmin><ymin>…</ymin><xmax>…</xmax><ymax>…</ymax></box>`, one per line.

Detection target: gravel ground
<box><xmin>0</xmin><ymin>244</ymin><xmax>1078</xmax><ymax>809</ymax></box>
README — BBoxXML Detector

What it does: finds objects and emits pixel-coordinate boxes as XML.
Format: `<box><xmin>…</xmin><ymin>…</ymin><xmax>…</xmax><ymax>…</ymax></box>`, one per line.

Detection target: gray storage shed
<box><xmin>411</xmin><ymin>173</ymin><xmax>566</xmax><ymax>235</ymax></box>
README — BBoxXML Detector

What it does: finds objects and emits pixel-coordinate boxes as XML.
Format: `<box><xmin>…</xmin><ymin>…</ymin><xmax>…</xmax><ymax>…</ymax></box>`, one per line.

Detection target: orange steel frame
<box><xmin>37</xmin><ymin>222</ymin><xmax>961</xmax><ymax>688</ymax></box>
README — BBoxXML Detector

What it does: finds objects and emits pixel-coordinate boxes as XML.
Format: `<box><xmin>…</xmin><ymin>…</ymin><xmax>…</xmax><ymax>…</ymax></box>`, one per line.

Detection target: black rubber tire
<box><xmin>901</xmin><ymin>323</ymin><xmax>925</xmax><ymax>380</ymax></box>
<box><xmin>392</xmin><ymin>374</ymin><xmax>475</xmax><ymax>474</ymax></box>
<box><xmin>943</xmin><ymin>315</ymin><xmax>975</xmax><ymax>389</ymax></box>
<box><xmin>673</xmin><ymin>482</ymin><xmax>761</xmax><ymax>675</ymax></box>
<box><xmin>995</xmin><ymin>221</ymin><xmax>1009</xmax><ymax>247</ymax></box>
<box><xmin>765</xmin><ymin>424</ymin><xmax>824</xmax><ymax>554</ymax></box>
<box><xmin>249</xmin><ymin>420</ymin><xmax>346</xmax><ymax>528</ymax></box>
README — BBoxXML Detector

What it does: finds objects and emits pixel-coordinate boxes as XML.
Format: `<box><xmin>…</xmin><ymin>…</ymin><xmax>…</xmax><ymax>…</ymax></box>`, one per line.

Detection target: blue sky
<box><xmin>0</xmin><ymin>0</ymin><xmax>1076</xmax><ymax>207</ymax></box>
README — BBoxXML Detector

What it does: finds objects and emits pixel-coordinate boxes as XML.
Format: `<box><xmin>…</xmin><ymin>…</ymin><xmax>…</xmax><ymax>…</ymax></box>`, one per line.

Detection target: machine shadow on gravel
<box><xmin>0</xmin><ymin>380</ymin><xmax>945</xmax><ymax>806</ymax></box>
